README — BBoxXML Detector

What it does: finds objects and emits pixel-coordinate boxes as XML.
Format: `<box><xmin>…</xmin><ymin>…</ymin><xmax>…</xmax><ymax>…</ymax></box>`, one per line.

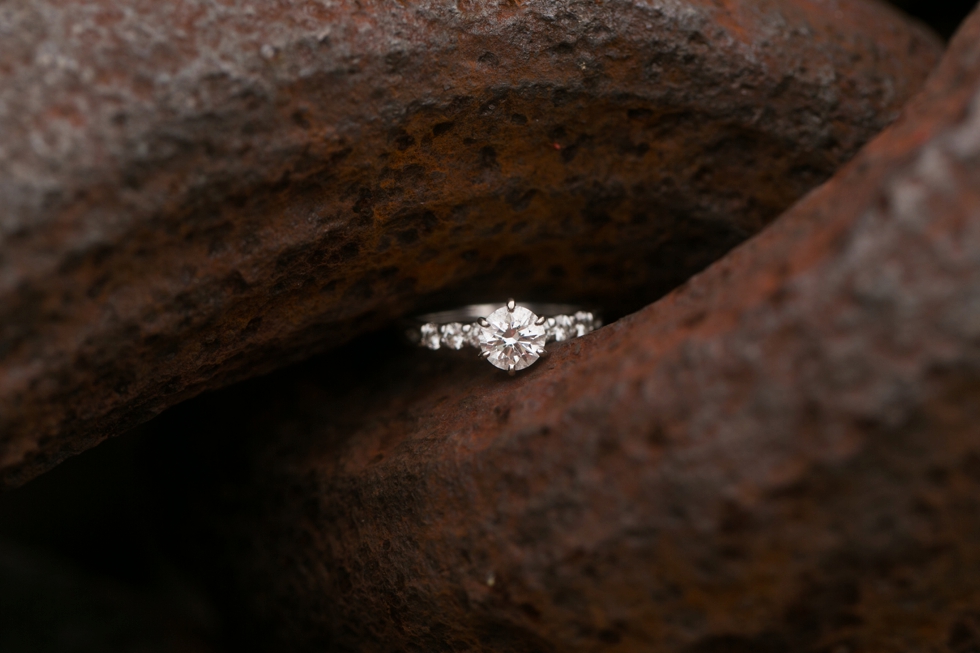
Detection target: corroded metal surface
<box><xmin>147</xmin><ymin>7</ymin><xmax>980</xmax><ymax>651</ymax></box>
<box><xmin>0</xmin><ymin>0</ymin><xmax>941</xmax><ymax>488</ymax></box>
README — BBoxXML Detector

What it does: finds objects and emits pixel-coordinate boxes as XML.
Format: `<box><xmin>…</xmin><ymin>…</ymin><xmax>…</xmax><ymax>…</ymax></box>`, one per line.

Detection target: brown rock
<box><xmin>145</xmin><ymin>6</ymin><xmax>980</xmax><ymax>652</ymax></box>
<box><xmin>0</xmin><ymin>0</ymin><xmax>941</xmax><ymax>488</ymax></box>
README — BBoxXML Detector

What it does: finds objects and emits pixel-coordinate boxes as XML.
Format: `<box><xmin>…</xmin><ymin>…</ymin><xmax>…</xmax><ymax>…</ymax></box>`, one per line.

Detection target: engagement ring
<box><xmin>411</xmin><ymin>300</ymin><xmax>600</xmax><ymax>374</ymax></box>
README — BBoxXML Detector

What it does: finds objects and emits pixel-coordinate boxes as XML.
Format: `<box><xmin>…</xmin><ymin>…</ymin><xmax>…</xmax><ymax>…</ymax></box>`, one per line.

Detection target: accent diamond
<box><xmin>462</xmin><ymin>323</ymin><xmax>481</xmax><ymax>348</ymax></box>
<box><xmin>548</xmin><ymin>314</ymin><xmax>576</xmax><ymax>342</ymax></box>
<box><xmin>420</xmin><ymin>323</ymin><xmax>441</xmax><ymax>350</ymax></box>
<box><xmin>440</xmin><ymin>322</ymin><xmax>467</xmax><ymax>350</ymax></box>
<box><xmin>574</xmin><ymin>311</ymin><xmax>594</xmax><ymax>337</ymax></box>
<box><xmin>478</xmin><ymin>305</ymin><xmax>547</xmax><ymax>371</ymax></box>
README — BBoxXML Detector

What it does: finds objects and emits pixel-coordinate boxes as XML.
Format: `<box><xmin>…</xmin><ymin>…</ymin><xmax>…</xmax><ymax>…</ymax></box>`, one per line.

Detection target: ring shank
<box><xmin>415</xmin><ymin>303</ymin><xmax>587</xmax><ymax>324</ymax></box>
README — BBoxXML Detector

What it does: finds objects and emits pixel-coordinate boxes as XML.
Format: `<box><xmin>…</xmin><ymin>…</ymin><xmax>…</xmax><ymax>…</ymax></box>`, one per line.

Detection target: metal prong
<box><xmin>535</xmin><ymin>315</ymin><xmax>547</xmax><ymax>325</ymax></box>
<box><xmin>479</xmin><ymin>349</ymin><xmax>491</xmax><ymax>358</ymax></box>
<box><xmin>478</xmin><ymin>317</ymin><xmax>490</xmax><ymax>328</ymax></box>
<box><xmin>506</xmin><ymin>299</ymin><xmax>516</xmax><ymax>312</ymax></box>
<box><xmin>508</xmin><ymin>364</ymin><xmax>516</xmax><ymax>376</ymax></box>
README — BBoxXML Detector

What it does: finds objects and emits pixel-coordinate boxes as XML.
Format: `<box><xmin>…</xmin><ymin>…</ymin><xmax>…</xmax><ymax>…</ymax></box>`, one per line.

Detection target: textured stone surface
<box><xmin>143</xmin><ymin>6</ymin><xmax>980</xmax><ymax>652</ymax></box>
<box><xmin>0</xmin><ymin>0</ymin><xmax>942</xmax><ymax>488</ymax></box>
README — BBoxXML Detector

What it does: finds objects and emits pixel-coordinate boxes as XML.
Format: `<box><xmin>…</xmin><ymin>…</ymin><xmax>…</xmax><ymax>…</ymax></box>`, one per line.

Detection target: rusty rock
<box><xmin>143</xmin><ymin>6</ymin><xmax>980</xmax><ymax>652</ymax></box>
<box><xmin>0</xmin><ymin>0</ymin><xmax>941</xmax><ymax>488</ymax></box>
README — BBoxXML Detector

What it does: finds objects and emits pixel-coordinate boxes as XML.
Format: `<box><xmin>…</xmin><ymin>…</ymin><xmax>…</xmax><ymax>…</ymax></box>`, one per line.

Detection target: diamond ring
<box><xmin>410</xmin><ymin>300</ymin><xmax>600</xmax><ymax>374</ymax></box>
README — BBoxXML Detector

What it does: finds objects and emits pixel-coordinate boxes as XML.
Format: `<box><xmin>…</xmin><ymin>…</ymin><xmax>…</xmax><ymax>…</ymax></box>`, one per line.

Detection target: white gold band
<box><xmin>415</xmin><ymin>303</ymin><xmax>587</xmax><ymax>325</ymax></box>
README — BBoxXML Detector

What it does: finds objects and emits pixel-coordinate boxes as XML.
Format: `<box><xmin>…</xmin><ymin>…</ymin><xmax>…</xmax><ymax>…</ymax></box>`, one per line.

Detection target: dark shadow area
<box><xmin>137</xmin><ymin>327</ymin><xmax>411</xmax><ymax>652</ymax></box>
<box><xmin>0</xmin><ymin>328</ymin><xmax>407</xmax><ymax>652</ymax></box>
<box><xmin>890</xmin><ymin>0</ymin><xmax>977</xmax><ymax>39</ymax></box>
<box><xmin>0</xmin><ymin>426</ymin><xmax>220</xmax><ymax>652</ymax></box>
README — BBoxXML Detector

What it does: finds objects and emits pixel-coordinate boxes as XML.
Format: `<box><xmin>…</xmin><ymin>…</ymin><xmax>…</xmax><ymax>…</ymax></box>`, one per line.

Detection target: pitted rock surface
<box><xmin>143</xmin><ymin>7</ymin><xmax>980</xmax><ymax>652</ymax></box>
<box><xmin>0</xmin><ymin>0</ymin><xmax>942</xmax><ymax>487</ymax></box>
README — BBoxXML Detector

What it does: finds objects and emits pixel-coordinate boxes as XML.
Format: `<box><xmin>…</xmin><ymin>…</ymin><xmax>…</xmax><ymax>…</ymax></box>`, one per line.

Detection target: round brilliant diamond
<box><xmin>478</xmin><ymin>305</ymin><xmax>547</xmax><ymax>371</ymax></box>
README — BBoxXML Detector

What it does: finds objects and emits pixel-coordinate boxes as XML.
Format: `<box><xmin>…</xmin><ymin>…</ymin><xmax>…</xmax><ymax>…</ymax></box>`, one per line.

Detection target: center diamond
<box><xmin>478</xmin><ymin>305</ymin><xmax>547</xmax><ymax>372</ymax></box>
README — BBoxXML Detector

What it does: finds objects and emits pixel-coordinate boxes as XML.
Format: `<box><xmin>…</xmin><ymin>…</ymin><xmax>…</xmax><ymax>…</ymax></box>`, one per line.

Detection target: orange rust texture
<box><xmin>0</xmin><ymin>0</ymin><xmax>941</xmax><ymax>488</ymax></box>
<box><xmin>140</xmin><ymin>7</ymin><xmax>980</xmax><ymax>653</ymax></box>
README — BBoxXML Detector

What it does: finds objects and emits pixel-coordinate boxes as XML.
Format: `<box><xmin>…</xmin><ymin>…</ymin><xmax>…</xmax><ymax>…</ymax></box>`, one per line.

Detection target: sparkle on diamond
<box><xmin>478</xmin><ymin>305</ymin><xmax>547</xmax><ymax>371</ymax></box>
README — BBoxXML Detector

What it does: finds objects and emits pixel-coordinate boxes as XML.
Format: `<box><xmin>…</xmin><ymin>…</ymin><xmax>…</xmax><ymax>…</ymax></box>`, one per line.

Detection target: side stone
<box><xmin>419</xmin><ymin>324</ymin><xmax>441</xmax><ymax>350</ymax></box>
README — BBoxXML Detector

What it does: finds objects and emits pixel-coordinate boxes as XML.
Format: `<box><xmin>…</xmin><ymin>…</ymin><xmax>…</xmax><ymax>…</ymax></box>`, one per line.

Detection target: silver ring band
<box><xmin>409</xmin><ymin>300</ymin><xmax>600</xmax><ymax>374</ymax></box>
<box><xmin>415</xmin><ymin>303</ymin><xmax>588</xmax><ymax>325</ymax></box>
